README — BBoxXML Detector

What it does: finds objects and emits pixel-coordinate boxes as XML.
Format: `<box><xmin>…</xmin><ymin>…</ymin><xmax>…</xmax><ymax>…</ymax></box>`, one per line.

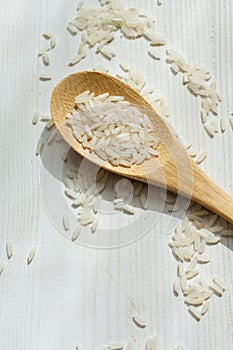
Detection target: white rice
<box><xmin>204</xmin><ymin>123</ymin><xmax>215</xmax><ymax>138</ymax></box>
<box><xmin>42</xmin><ymin>32</ymin><xmax>52</xmax><ymax>40</ymax></box>
<box><xmin>0</xmin><ymin>263</ymin><xmax>4</xmax><ymax>276</ymax></box>
<box><xmin>47</xmin><ymin>129</ymin><xmax>57</xmax><ymax>145</ymax></box>
<box><xmin>173</xmin><ymin>277</ymin><xmax>180</xmax><ymax>296</ymax></box>
<box><xmin>185</xmin><ymin>256</ymin><xmax>197</xmax><ymax>273</ymax></box>
<box><xmin>50</xmin><ymin>35</ymin><xmax>57</xmax><ymax>49</ymax></box>
<box><xmin>108</xmin><ymin>342</ymin><xmax>124</xmax><ymax>350</ymax></box>
<box><xmin>69</xmin><ymin>55</ymin><xmax>85</xmax><ymax>66</ymax></box>
<box><xmin>38</xmin><ymin>45</ymin><xmax>50</xmax><ymax>56</ymax></box>
<box><xmin>123</xmin><ymin>205</ymin><xmax>135</xmax><ymax>215</ymax></box>
<box><xmin>213</xmin><ymin>275</ymin><xmax>226</xmax><ymax>291</ymax></box>
<box><xmin>148</xmin><ymin>49</ymin><xmax>161</xmax><ymax>60</ymax></box>
<box><xmin>188</xmin><ymin>149</ymin><xmax>197</xmax><ymax>158</ymax></box>
<box><xmin>6</xmin><ymin>242</ymin><xmax>13</xmax><ymax>259</ymax></box>
<box><xmin>67</xmin><ymin>0</ymin><xmax>165</xmax><ymax>65</ymax></box>
<box><xmin>209</xmin><ymin>281</ymin><xmax>223</xmax><ymax>296</ymax></box>
<box><xmin>170</xmin><ymin>64</ymin><xmax>179</xmax><ymax>75</ymax></box>
<box><xmin>166</xmin><ymin>47</ymin><xmax>221</xmax><ymax>131</ymax></box>
<box><xmin>170</xmin><ymin>202</ymin><xmax>227</xmax><ymax>320</ymax></box>
<box><xmin>230</xmin><ymin>116</ymin><xmax>233</xmax><ymax>130</ymax></box>
<box><xmin>60</xmin><ymin>150</ymin><xmax>67</xmax><ymax>162</ymax></box>
<box><xmin>42</xmin><ymin>52</ymin><xmax>50</xmax><ymax>66</ymax></box>
<box><xmin>119</xmin><ymin>62</ymin><xmax>130</xmax><ymax>72</ymax></box>
<box><xmin>78</xmin><ymin>206</ymin><xmax>96</xmax><ymax>226</ymax></box>
<box><xmin>185</xmin><ymin>269</ymin><xmax>199</xmax><ymax>280</ymax></box>
<box><xmin>36</xmin><ymin>137</ymin><xmax>43</xmax><ymax>156</ymax></box>
<box><xmin>67</xmin><ymin>23</ymin><xmax>78</xmax><ymax>36</ymax></box>
<box><xmin>46</xmin><ymin>119</ymin><xmax>54</xmax><ymax>129</ymax></box>
<box><xmin>67</xmin><ymin>92</ymin><xmax>159</xmax><ymax>167</ymax></box>
<box><xmin>220</xmin><ymin>117</ymin><xmax>227</xmax><ymax>133</ymax></box>
<box><xmin>39</xmin><ymin>74</ymin><xmax>52</xmax><ymax>81</ymax></box>
<box><xmin>27</xmin><ymin>246</ymin><xmax>36</xmax><ymax>265</ymax></box>
<box><xmin>93</xmin><ymin>64</ymin><xmax>109</xmax><ymax>73</ymax></box>
<box><xmin>100</xmin><ymin>45</ymin><xmax>116</xmax><ymax>60</ymax></box>
<box><xmin>63</xmin><ymin>214</ymin><xmax>70</xmax><ymax>231</ymax></box>
<box><xmin>201</xmin><ymin>301</ymin><xmax>210</xmax><ymax>315</ymax></box>
<box><xmin>65</xmin><ymin>188</ymin><xmax>79</xmax><ymax>199</ymax></box>
<box><xmin>40</xmin><ymin>115</ymin><xmax>51</xmax><ymax>122</ymax></box>
<box><xmin>32</xmin><ymin>111</ymin><xmax>40</xmax><ymax>125</ymax></box>
<box><xmin>71</xmin><ymin>227</ymin><xmax>81</xmax><ymax>242</ymax></box>
<box><xmin>200</xmin><ymin>110</ymin><xmax>207</xmax><ymax>124</ymax></box>
<box><xmin>91</xmin><ymin>217</ymin><xmax>99</xmax><ymax>233</ymax></box>
<box><xmin>197</xmin><ymin>254</ymin><xmax>209</xmax><ymax>264</ymax></box>
<box><xmin>195</xmin><ymin>150</ymin><xmax>208</xmax><ymax>164</ymax></box>
<box><xmin>182</xmin><ymin>73</ymin><xmax>189</xmax><ymax>85</ymax></box>
<box><xmin>188</xmin><ymin>306</ymin><xmax>201</xmax><ymax>321</ymax></box>
<box><xmin>132</xmin><ymin>312</ymin><xmax>147</xmax><ymax>328</ymax></box>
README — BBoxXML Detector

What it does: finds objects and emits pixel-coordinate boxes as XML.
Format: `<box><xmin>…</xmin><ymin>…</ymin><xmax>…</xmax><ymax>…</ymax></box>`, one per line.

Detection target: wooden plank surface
<box><xmin>0</xmin><ymin>0</ymin><xmax>233</xmax><ymax>349</ymax></box>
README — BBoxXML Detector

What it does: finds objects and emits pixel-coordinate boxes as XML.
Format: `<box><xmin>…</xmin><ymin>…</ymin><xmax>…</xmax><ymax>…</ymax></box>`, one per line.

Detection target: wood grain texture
<box><xmin>0</xmin><ymin>0</ymin><xmax>232</xmax><ymax>350</ymax></box>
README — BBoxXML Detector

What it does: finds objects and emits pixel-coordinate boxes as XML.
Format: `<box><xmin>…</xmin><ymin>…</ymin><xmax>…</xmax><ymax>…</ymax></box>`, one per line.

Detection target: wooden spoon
<box><xmin>51</xmin><ymin>71</ymin><xmax>233</xmax><ymax>224</ymax></box>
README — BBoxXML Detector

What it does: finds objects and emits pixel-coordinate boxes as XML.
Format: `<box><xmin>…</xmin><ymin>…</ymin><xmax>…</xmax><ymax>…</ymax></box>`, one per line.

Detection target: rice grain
<box><xmin>63</xmin><ymin>214</ymin><xmax>70</xmax><ymax>231</ymax></box>
<box><xmin>50</xmin><ymin>35</ymin><xmax>57</xmax><ymax>49</ymax></box>
<box><xmin>32</xmin><ymin>111</ymin><xmax>40</xmax><ymax>125</ymax></box>
<box><xmin>42</xmin><ymin>52</ymin><xmax>50</xmax><ymax>66</ymax></box>
<box><xmin>188</xmin><ymin>306</ymin><xmax>201</xmax><ymax>321</ymax></box>
<box><xmin>39</xmin><ymin>74</ymin><xmax>52</xmax><ymax>81</ymax></box>
<box><xmin>195</xmin><ymin>150</ymin><xmax>208</xmax><ymax>164</ymax></box>
<box><xmin>132</xmin><ymin>312</ymin><xmax>147</xmax><ymax>328</ymax></box>
<box><xmin>27</xmin><ymin>246</ymin><xmax>36</xmax><ymax>265</ymax></box>
<box><xmin>108</xmin><ymin>342</ymin><xmax>124</xmax><ymax>350</ymax></box>
<box><xmin>6</xmin><ymin>242</ymin><xmax>13</xmax><ymax>259</ymax></box>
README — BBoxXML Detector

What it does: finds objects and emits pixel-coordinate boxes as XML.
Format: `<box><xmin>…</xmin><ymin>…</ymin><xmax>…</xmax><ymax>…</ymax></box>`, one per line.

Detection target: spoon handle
<box><xmin>192</xmin><ymin>163</ymin><xmax>233</xmax><ymax>224</ymax></box>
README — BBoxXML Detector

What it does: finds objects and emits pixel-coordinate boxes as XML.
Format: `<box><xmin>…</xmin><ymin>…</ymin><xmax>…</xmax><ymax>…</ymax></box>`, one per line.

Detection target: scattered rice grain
<box><xmin>148</xmin><ymin>49</ymin><xmax>161</xmax><ymax>60</ymax></box>
<box><xmin>43</xmin><ymin>32</ymin><xmax>52</xmax><ymax>40</ymax></box>
<box><xmin>71</xmin><ymin>227</ymin><xmax>81</xmax><ymax>242</ymax></box>
<box><xmin>40</xmin><ymin>115</ymin><xmax>51</xmax><ymax>122</ymax></box>
<box><xmin>6</xmin><ymin>242</ymin><xmax>13</xmax><ymax>259</ymax></box>
<box><xmin>132</xmin><ymin>312</ymin><xmax>147</xmax><ymax>328</ymax></box>
<box><xmin>27</xmin><ymin>246</ymin><xmax>36</xmax><ymax>265</ymax></box>
<box><xmin>213</xmin><ymin>275</ymin><xmax>226</xmax><ymax>291</ymax></box>
<box><xmin>32</xmin><ymin>111</ymin><xmax>40</xmax><ymax>125</ymax></box>
<box><xmin>46</xmin><ymin>119</ymin><xmax>54</xmax><ymax>129</ymax></box>
<box><xmin>42</xmin><ymin>52</ymin><xmax>50</xmax><ymax>66</ymax></box>
<box><xmin>38</xmin><ymin>45</ymin><xmax>50</xmax><ymax>56</ymax></box>
<box><xmin>67</xmin><ymin>23</ymin><xmax>78</xmax><ymax>35</ymax></box>
<box><xmin>39</xmin><ymin>74</ymin><xmax>52</xmax><ymax>81</ymax></box>
<box><xmin>36</xmin><ymin>137</ymin><xmax>43</xmax><ymax>156</ymax></box>
<box><xmin>220</xmin><ymin>117</ymin><xmax>227</xmax><ymax>133</ymax></box>
<box><xmin>108</xmin><ymin>342</ymin><xmax>124</xmax><ymax>350</ymax></box>
<box><xmin>204</xmin><ymin>123</ymin><xmax>215</xmax><ymax>138</ymax></box>
<box><xmin>63</xmin><ymin>214</ymin><xmax>70</xmax><ymax>231</ymax></box>
<box><xmin>201</xmin><ymin>301</ymin><xmax>209</xmax><ymax>315</ymax></box>
<box><xmin>195</xmin><ymin>150</ymin><xmax>208</xmax><ymax>164</ymax></box>
<box><xmin>188</xmin><ymin>306</ymin><xmax>201</xmax><ymax>321</ymax></box>
<box><xmin>170</xmin><ymin>64</ymin><xmax>179</xmax><ymax>75</ymax></box>
<box><xmin>209</xmin><ymin>281</ymin><xmax>223</xmax><ymax>296</ymax></box>
<box><xmin>50</xmin><ymin>35</ymin><xmax>57</xmax><ymax>49</ymax></box>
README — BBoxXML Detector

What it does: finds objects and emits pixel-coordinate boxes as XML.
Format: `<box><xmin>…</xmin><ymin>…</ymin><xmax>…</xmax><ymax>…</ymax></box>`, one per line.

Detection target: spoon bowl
<box><xmin>51</xmin><ymin>71</ymin><xmax>233</xmax><ymax>224</ymax></box>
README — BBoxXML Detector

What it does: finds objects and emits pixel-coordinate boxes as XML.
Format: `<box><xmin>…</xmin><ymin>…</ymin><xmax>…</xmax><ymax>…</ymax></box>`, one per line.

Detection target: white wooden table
<box><xmin>0</xmin><ymin>1</ymin><xmax>233</xmax><ymax>349</ymax></box>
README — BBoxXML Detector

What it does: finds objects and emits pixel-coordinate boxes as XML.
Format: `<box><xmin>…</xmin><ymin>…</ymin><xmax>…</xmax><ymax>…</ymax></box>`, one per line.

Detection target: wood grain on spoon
<box><xmin>51</xmin><ymin>71</ymin><xmax>233</xmax><ymax>224</ymax></box>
